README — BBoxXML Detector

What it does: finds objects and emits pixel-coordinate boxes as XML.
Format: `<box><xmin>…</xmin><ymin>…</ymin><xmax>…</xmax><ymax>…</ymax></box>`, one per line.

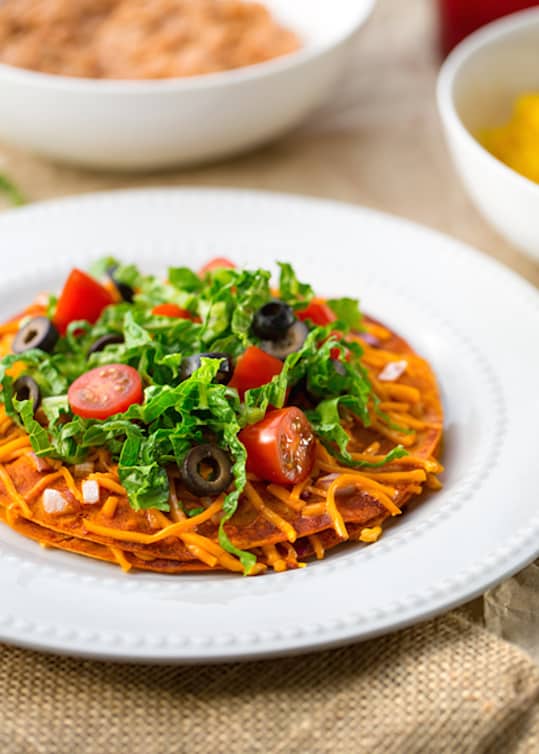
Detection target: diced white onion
<box><xmin>378</xmin><ymin>360</ymin><xmax>408</xmax><ymax>382</ymax></box>
<box><xmin>318</xmin><ymin>476</ymin><xmax>356</xmax><ymax>498</ymax></box>
<box><xmin>317</xmin><ymin>473</ymin><xmax>340</xmax><ymax>489</ymax></box>
<box><xmin>34</xmin><ymin>292</ymin><xmax>50</xmax><ymax>307</ymax></box>
<box><xmin>361</xmin><ymin>332</ymin><xmax>380</xmax><ymax>347</ymax></box>
<box><xmin>28</xmin><ymin>453</ymin><xmax>52</xmax><ymax>473</ymax></box>
<box><xmin>73</xmin><ymin>462</ymin><xmax>95</xmax><ymax>478</ymax></box>
<box><xmin>42</xmin><ymin>488</ymin><xmax>68</xmax><ymax>514</ymax></box>
<box><xmin>82</xmin><ymin>480</ymin><xmax>100</xmax><ymax>505</ymax></box>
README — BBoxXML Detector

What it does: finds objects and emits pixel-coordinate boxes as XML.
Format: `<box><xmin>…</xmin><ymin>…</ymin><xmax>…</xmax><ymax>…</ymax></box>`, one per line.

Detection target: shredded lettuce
<box><xmin>278</xmin><ymin>262</ymin><xmax>313</xmax><ymax>309</ymax></box>
<box><xmin>306</xmin><ymin>396</ymin><xmax>407</xmax><ymax>468</ymax></box>
<box><xmin>327</xmin><ymin>297</ymin><xmax>364</xmax><ymax>331</ymax></box>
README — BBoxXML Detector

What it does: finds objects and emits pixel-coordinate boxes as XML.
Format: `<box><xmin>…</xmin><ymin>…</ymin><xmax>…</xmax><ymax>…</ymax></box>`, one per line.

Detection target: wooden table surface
<box><xmin>0</xmin><ymin>0</ymin><xmax>537</xmax><ymax>288</ymax></box>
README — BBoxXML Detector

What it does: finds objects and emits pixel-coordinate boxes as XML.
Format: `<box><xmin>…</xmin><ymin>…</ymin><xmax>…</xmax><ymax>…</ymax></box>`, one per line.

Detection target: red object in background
<box><xmin>199</xmin><ymin>257</ymin><xmax>236</xmax><ymax>275</ymax></box>
<box><xmin>439</xmin><ymin>0</ymin><xmax>538</xmax><ymax>55</ymax></box>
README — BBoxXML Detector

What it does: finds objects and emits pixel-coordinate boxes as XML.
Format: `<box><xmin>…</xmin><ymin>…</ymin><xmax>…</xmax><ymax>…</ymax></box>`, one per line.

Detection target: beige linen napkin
<box><xmin>1</xmin><ymin>613</ymin><xmax>538</xmax><ymax>754</ymax></box>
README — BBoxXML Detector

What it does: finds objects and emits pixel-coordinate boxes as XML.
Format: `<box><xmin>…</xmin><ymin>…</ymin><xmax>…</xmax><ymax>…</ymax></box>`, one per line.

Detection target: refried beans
<box><xmin>0</xmin><ymin>0</ymin><xmax>301</xmax><ymax>79</ymax></box>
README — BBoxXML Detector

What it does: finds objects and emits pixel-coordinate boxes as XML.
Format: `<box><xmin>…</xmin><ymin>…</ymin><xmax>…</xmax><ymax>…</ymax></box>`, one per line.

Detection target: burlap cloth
<box><xmin>0</xmin><ymin>614</ymin><xmax>537</xmax><ymax>754</ymax></box>
<box><xmin>0</xmin><ymin>0</ymin><xmax>538</xmax><ymax>751</ymax></box>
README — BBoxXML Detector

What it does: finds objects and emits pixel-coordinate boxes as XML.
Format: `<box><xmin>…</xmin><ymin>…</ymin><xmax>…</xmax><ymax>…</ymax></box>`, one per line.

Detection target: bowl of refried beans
<box><xmin>0</xmin><ymin>0</ymin><xmax>375</xmax><ymax>170</ymax></box>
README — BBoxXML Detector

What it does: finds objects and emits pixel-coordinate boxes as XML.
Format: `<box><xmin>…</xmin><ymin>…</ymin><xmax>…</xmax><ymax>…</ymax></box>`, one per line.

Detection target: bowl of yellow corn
<box><xmin>437</xmin><ymin>8</ymin><xmax>539</xmax><ymax>260</ymax></box>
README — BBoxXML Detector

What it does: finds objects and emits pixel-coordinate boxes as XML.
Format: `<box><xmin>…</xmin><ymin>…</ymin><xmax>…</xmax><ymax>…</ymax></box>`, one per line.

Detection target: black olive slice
<box><xmin>12</xmin><ymin>317</ymin><xmax>59</xmax><ymax>354</ymax></box>
<box><xmin>260</xmin><ymin>321</ymin><xmax>309</xmax><ymax>360</ymax></box>
<box><xmin>181</xmin><ymin>444</ymin><xmax>233</xmax><ymax>497</ymax></box>
<box><xmin>107</xmin><ymin>265</ymin><xmax>134</xmax><ymax>303</ymax></box>
<box><xmin>13</xmin><ymin>376</ymin><xmax>41</xmax><ymax>413</ymax></box>
<box><xmin>179</xmin><ymin>352</ymin><xmax>233</xmax><ymax>385</ymax></box>
<box><xmin>88</xmin><ymin>333</ymin><xmax>125</xmax><ymax>355</ymax></box>
<box><xmin>251</xmin><ymin>300</ymin><xmax>295</xmax><ymax>341</ymax></box>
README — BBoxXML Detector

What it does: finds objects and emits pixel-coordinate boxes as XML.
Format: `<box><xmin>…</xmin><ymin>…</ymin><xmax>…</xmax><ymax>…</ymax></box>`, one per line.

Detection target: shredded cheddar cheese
<box><xmin>87</xmin><ymin>474</ymin><xmax>126</xmax><ymax>496</ymax></box>
<box><xmin>0</xmin><ymin>435</ymin><xmax>31</xmax><ymax>460</ymax></box>
<box><xmin>266</xmin><ymin>484</ymin><xmax>305</xmax><ymax>512</ymax></box>
<box><xmin>101</xmin><ymin>495</ymin><xmax>119</xmax><ymax>519</ymax></box>
<box><xmin>359</xmin><ymin>526</ymin><xmax>382</xmax><ymax>543</ymax></box>
<box><xmin>0</xmin><ymin>465</ymin><xmax>32</xmax><ymax>517</ymax></box>
<box><xmin>325</xmin><ymin>477</ymin><xmax>350</xmax><ymax>540</ymax></box>
<box><xmin>308</xmin><ymin>534</ymin><xmax>325</xmax><ymax>560</ymax></box>
<box><xmin>109</xmin><ymin>546</ymin><xmax>132</xmax><ymax>572</ymax></box>
<box><xmin>244</xmin><ymin>482</ymin><xmax>297</xmax><ymax>543</ymax></box>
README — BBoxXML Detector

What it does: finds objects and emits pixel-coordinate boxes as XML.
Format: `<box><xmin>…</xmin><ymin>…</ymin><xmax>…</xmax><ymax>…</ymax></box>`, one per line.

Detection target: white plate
<box><xmin>0</xmin><ymin>188</ymin><xmax>537</xmax><ymax>663</ymax></box>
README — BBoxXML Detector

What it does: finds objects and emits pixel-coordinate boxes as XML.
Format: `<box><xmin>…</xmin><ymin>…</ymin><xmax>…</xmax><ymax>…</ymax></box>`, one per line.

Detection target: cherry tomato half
<box><xmin>238</xmin><ymin>407</ymin><xmax>316</xmax><ymax>485</ymax></box>
<box><xmin>228</xmin><ymin>346</ymin><xmax>283</xmax><ymax>399</ymax></box>
<box><xmin>297</xmin><ymin>299</ymin><xmax>336</xmax><ymax>327</ymax></box>
<box><xmin>54</xmin><ymin>269</ymin><xmax>114</xmax><ymax>335</ymax></box>
<box><xmin>151</xmin><ymin>303</ymin><xmax>192</xmax><ymax>319</ymax></box>
<box><xmin>199</xmin><ymin>257</ymin><xmax>236</xmax><ymax>275</ymax></box>
<box><xmin>68</xmin><ymin>364</ymin><xmax>143</xmax><ymax>420</ymax></box>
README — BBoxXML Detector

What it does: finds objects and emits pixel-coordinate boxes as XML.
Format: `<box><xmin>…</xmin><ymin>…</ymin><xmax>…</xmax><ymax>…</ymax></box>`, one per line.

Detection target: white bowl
<box><xmin>437</xmin><ymin>8</ymin><xmax>539</xmax><ymax>261</ymax></box>
<box><xmin>0</xmin><ymin>0</ymin><xmax>374</xmax><ymax>171</ymax></box>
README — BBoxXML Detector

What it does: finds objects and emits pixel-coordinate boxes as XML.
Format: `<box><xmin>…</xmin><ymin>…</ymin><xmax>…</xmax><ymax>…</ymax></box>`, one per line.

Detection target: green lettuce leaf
<box><xmin>307</xmin><ymin>396</ymin><xmax>407</xmax><ymax>468</ymax></box>
<box><xmin>168</xmin><ymin>267</ymin><xmax>203</xmax><ymax>293</ymax></box>
<box><xmin>327</xmin><ymin>297</ymin><xmax>364</xmax><ymax>331</ymax></box>
<box><xmin>277</xmin><ymin>262</ymin><xmax>313</xmax><ymax>309</ymax></box>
